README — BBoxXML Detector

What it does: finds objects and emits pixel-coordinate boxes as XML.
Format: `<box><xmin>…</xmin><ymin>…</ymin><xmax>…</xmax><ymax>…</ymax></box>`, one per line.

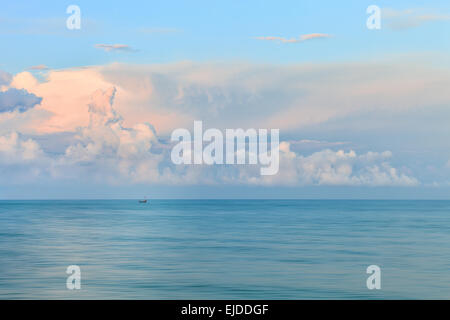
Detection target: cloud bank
<box><xmin>2</xmin><ymin>58</ymin><xmax>449</xmax><ymax>188</ymax></box>
<box><xmin>249</xmin><ymin>143</ymin><xmax>418</xmax><ymax>187</ymax></box>
<box><xmin>5</xmin><ymin>60</ymin><xmax>450</xmax><ymax>136</ymax></box>
<box><xmin>0</xmin><ymin>83</ymin><xmax>418</xmax><ymax>187</ymax></box>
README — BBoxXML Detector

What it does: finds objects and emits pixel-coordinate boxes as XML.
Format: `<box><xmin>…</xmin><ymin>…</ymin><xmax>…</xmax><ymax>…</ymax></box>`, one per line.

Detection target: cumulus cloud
<box><xmin>5</xmin><ymin>59</ymin><xmax>450</xmax><ymax>136</ymax></box>
<box><xmin>0</xmin><ymin>88</ymin><xmax>42</xmax><ymax>113</ymax></box>
<box><xmin>0</xmin><ymin>132</ymin><xmax>48</xmax><ymax>185</ymax></box>
<box><xmin>53</xmin><ymin>87</ymin><xmax>417</xmax><ymax>187</ymax></box>
<box><xmin>5</xmin><ymin>69</ymin><xmax>112</xmax><ymax>134</ymax></box>
<box><xmin>0</xmin><ymin>132</ymin><xmax>49</xmax><ymax>185</ymax></box>
<box><xmin>255</xmin><ymin>33</ymin><xmax>331</xmax><ymax>43</ymax></box>
<box><xmin>0</xmin><ymin>85</ymin><xmax>417</xmax><ymax>187</ymax></box>
<box><xmin>0</xmin><ymin>132</ymin><xmax>43</xmax><ymax>163</ymax></box>
<box><xmin>98</xmin><ymin>60</ymin><xmax>450</xmax><ymax>133</ymax></box>
<box><xmin>94</xmin><ymin>44</ymin><xmax>134</xmax><ymax>52</ymax></box>
<box><xmin>238</xmin><ymin>143</ymin><xmax>418</xmax><ymax>187</ymax></box>
<box><xmin>1</xmin><ymin>60</ymin><xmax>447</xmax><ymax>187</ymax></box>
<box><xmin>59</xmin><ymin>87</ymin><xmax>164</xmax><ymax>183</ymax></box>
<box><xmin>64</xmin><ymin>87</ymin><xmax>157</xmax><ymax>163</ymax></box>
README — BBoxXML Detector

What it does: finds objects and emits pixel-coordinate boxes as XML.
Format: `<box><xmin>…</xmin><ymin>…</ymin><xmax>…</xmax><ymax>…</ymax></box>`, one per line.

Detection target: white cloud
<box><xmin>0</xmin><ymin>86</ymin><xmax>418</xmax><ymax>187</ymax></box>
<box><xmin>94</xmin><ymin>44</ymin><xmax>134</xmax><ymax>52</ymax></box>
<box><xmin>1</xmin><ymin>58</ymin><xmax>448</xmax><ymax>188</ymax></box>
<box><xmin>0</xmin><ymin>132</ymin><xmax>43</xmax><ymax>164</ymax></box>
<box><xmin>237</xmin><ymin>143</ymin><xmax>418</xmax><ymax>187</ymax></box>
<box><xmin>0</xmin><ymin>132</ymin><xmax>48</xmax><ymax>184</ymax></box>
<box><xmin>60</xmin><ymin>87</ymin><xmax>163</xmax><ymax>183</ymax></box>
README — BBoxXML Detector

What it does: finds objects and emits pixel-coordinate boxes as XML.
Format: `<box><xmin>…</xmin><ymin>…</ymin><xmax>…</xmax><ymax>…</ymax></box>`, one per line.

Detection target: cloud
<box><xmin>57</xmin><ymin>98</ymin><xmax>418</xmax><ymax>186</ymax></box>
<box><xmin>0</xmin><ymin>132</ymin><xmax>43</xmax><ymax>163</ymax></box>
<box><xmin>383</xmin><ymin>8</ymin><xmax>450</xmax><ymax>29</ymax></box>
<box><xmin>0</xmin><ymin>70</ymin><xmax>12</xmax><ymax>86</ymax></box>
<box><xmin>255</xmin><ymin>33</ymin><xmax>331</xmax><ymax>43</ymax></box>
<box><xmin>299</xmin><ymin>33</ymin><xmax>332</xmax><ymax>41</ymax></box>
<box><xmin>99</xmin><ymin>60</ymin><xmax>450</xmax><ymax>133</ymax></box>
<box><xmin>94</xmin><ymin>44</ymin><xmax>134</xmax><ymax>52</ymax></box>
<box><xmin>0</xmin><ymin>131</ymin><xmax>49</xmax><ymax>184</ymax></box>
<box><xmin>59</xmin><ymin>87</ymin><xmax>164</xmax><ymax>183</ymax></box>
<box><xmin>0</xmin><ymin>88</ymin><xmax>42</xmax><ymax>113</ymax></box>
<box><xmin>64</xmin><ymin>87</ymin><xmax>157</xmax><ymax>163</ymax></box>
<box><xmin>0</xmin><ymin>83</ymin><xmax>420</xmax><ymax>187</ymax></box>
<box><xmin>1</xmin><ymin>59</ymin><xmax>449</xmax><ymax>187</ymax></box>
<box><xmin>239</xmin><ymin>143</ymin><xmax>418</xmax><ymax>187</ymax></box>
<box><xmin>4</xmin><ymin>58</ymin><xmax>450</xmax><ymax>137</ymax></box>
<box><xmin>6</xmin><ymin>69</ymin><xmax>112</xmax><ymax>134</ymax></box>
<box><xmin>28</xmin><ymin>64</ymin><xmax>49</xmax><ymax>70</ymax></box>
<box><xmin>287</xmin><ymin>139</ymin><xmax>349</xmax><ymax>152</ymax></box>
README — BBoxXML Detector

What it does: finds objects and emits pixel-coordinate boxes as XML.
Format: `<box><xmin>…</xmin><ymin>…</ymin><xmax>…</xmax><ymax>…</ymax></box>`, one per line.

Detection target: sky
<box><xmin>1</xmin><ymin>0</ymin><xmax>450</xmax><ymax>199</ymax></box>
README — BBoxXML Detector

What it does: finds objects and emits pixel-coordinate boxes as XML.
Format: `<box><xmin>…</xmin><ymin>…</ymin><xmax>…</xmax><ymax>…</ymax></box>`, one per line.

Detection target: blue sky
<box><xmin>1</xmin><ymin>0</ymin><xmax>450</xmax><ymax>72</ymax></box>
<box><xmin>1</xmin><ymin>1</ymin><xmax>450</xmax><ymax>199</ymax></box>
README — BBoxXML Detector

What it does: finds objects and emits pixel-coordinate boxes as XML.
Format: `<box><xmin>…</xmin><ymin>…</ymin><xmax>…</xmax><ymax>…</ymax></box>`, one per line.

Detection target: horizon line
<box><xmin>1</xmin><ymin>198</ymin><xmax>450</xmax><ymax>201</ymax></box>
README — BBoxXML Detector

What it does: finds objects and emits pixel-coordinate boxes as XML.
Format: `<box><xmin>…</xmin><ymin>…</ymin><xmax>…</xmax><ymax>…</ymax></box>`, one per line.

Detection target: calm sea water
<box><xmin>0</xmin><ymin>200</ymin><xmax>450</xmax><ymax>299</ymax></box>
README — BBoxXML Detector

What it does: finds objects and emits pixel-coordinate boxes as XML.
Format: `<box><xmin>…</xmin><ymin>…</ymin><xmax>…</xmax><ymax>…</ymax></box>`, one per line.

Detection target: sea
<box><xmin>0</xmin><ymin>200</ymin><xmax>449</xmax><ymax>299</ymax></box>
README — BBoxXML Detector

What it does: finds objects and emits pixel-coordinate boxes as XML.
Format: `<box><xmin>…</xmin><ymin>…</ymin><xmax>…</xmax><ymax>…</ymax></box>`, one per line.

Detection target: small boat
<box><xmin>139</xmin><ymin>197</ymin><xmax>148</xmax><ymax>203</ymax></box>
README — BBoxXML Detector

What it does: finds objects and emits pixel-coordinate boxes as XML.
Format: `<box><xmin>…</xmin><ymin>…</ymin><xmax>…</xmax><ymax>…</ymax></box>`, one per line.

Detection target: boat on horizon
<box><xmin>139</xmin><ymin>197</ymin><xmax>148</xmax><ymax>203</ymax></box>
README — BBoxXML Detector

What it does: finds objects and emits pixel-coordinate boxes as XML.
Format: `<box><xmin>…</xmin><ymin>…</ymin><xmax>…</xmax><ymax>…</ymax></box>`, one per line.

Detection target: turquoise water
<box><xmin>0</xmin><ymin>200</ymin><xmax>450</xmax><ymax>299</ymax></box>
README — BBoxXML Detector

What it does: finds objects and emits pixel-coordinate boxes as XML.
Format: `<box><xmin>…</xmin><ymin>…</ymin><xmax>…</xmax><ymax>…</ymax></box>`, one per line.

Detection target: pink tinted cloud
<box><xmin>6</xmin><ymin>67</ymin><xmax>187</xmax><ymax>135</ymax></box>
<box><xmin>94</xmin><ymin>44</ymin><xmax>134</xmax><ymax>52</ymax></box>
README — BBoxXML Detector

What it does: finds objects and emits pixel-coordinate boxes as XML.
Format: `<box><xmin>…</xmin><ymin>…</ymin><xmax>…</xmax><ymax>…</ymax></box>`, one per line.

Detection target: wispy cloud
<box><xmin>94</xmin><ymin>44</ymin><xmax>134</xmax><ymax>52</ymax></box>
<box><xmin>255</xmin><ymin>33</ymin><xmax>331</xmax><ymax>43</ymax></box>
<box><xmin>28</xmin><ymin>64</ymin><xmax>49</xmax><ymax>70</ymax></box>
<box><xmin>383</xmin><ymin>8</ymin><xmax>450</xmax><ymax>30</ymax></box>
